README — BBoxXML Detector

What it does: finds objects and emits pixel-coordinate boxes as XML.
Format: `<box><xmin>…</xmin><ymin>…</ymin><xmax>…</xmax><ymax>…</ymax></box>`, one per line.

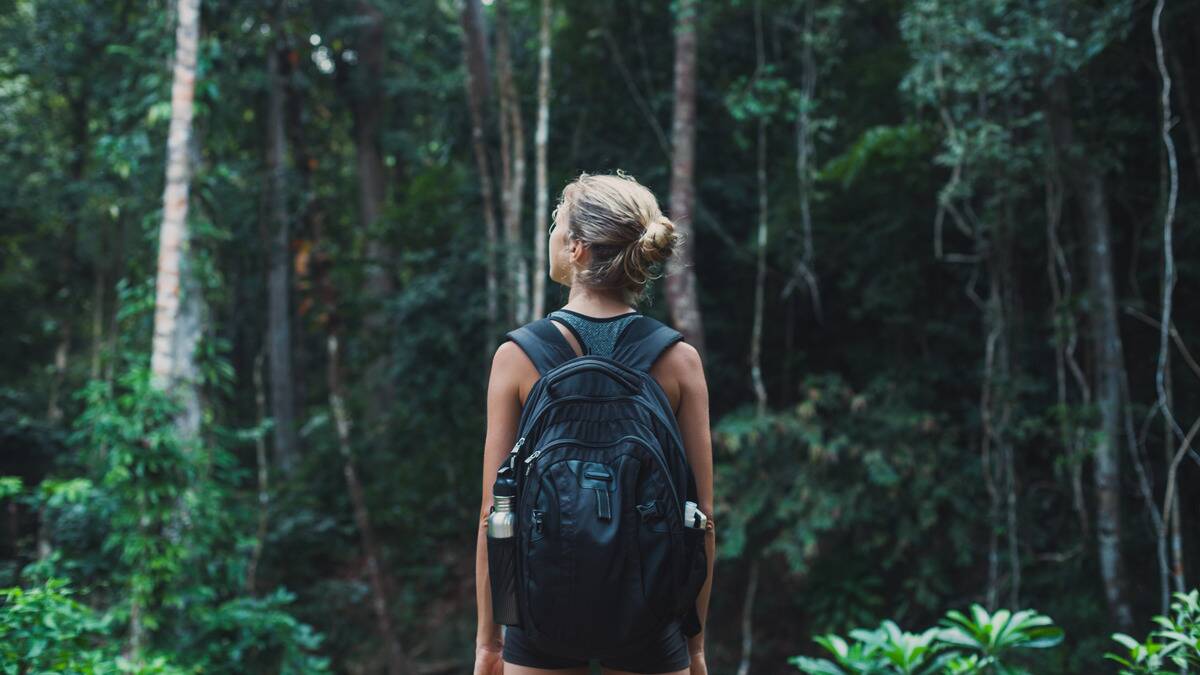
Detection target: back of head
<box><xmin>558</xmin><ymin>170</ymin><xmax>684</xmax><ymax>306</ymax></box>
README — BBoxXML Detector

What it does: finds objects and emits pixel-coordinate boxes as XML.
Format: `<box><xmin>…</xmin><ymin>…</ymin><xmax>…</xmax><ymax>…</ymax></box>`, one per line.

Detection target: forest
<box><xmin>1</xmin><ymin>0</ymin><xmax>1198</xmax><ymax>672</ymax></box>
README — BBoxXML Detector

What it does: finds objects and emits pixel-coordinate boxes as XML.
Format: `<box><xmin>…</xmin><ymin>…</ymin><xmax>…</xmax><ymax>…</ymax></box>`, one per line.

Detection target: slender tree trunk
<box><xmin>495</xmin><ymin>0</ymin><xmax>529</xmax><ymax>326</ymax></box>
<box><xmin>783</xmin><ymin>0</ymin><xmax>822</xmax><ymax>322</ymax></box>
<box><xmin>736</xmin><ymin>558</ymin><xmax>760</xmax><ymax>675</ymax></box>
<box><xmin>105</xmin><ymin>217</ymin><xmax>127</xmax><ymax>385</ymax></box>
<box><xmin>327</xmin><ymin>332</ymin><xmax>416</xmax><ymax>675</ymax></box>
<box><xmin>666</xmin><ymin>0</ymin><xmax>707</xmax><ymax>359</ymax></box>
<box><xmin>749</xmin><ymin>0</ymin><xmax>768</xmax><ymax>418</ymax></box>
<box><xmin>1045</xmin><ymin>76</ymin><xmax>1134</xmax><ymax>632</ymax></box>
<box><xmin>1152</xmin><ymin>0</ymin><xmax>1187</xmax><ymax>600</ymax></box>
<box><xmin>459</xmin><ymin>0</ymin><xmax>501</xmax><ymax>342</ymax></box>
<box><xmin>267</xmin><ymin>35</ymin><xmax>298</xmax><ymax>476</ymax></box>
<box><xmin>246</xmin><ymin>349</ymin><xmax>270</xmax><ymax>595</ymax></box>
<box><xmin>532</xmin><ymin>0</ymin><xmax>552</xmax><ymax>320</ymax></box>
<box><xmin>144</xmin><ymin>0</ymin><xmax>203</xmax><ymax>659</ymax></box>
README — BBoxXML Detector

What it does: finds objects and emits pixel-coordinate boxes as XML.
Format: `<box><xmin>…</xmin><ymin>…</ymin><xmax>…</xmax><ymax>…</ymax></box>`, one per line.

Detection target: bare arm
<box><xmin>668</xmin><ymin>342</ymin><xmax>715</xmax><ymax>656</ymax></box>
<box><xmin>475</xmin><ymin>341</ymin><xmax>527</xmax><ymax>649</ymax></box>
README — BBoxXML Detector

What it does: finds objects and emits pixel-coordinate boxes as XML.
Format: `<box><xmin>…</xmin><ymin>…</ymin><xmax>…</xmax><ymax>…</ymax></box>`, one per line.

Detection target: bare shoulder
<box><xmin>491</xmin><ymin>339</ymin><xmax>523</xmax><ymax>368</ymax></box>
<box><xmin>491</xmin><ymin>339</ymin><xmax>540</xmax><ymax>404</ymax></box>
<box><xmin>657</xmin><ymin>340</ymin><xmax>704</xmax><ymax>383</ymax></box>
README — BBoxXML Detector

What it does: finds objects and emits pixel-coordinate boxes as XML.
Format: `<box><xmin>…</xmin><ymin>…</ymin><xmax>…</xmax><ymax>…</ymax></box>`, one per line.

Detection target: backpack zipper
<box><xmin>521</xmin><ymin>435</ymin><xmax>682</xmax><ymax>523</ymax></box>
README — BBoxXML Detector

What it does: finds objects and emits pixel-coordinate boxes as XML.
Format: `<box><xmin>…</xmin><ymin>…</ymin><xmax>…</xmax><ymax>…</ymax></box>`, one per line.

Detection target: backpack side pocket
<box><xmin>677</xmin><ymin>525</ymin><xmax>708</xmax><ymax>618</ymax></box>
<box><xmin>486</xmin><ymin>533</ymin><xmax>521</xmax><ymax>626</ymax></box>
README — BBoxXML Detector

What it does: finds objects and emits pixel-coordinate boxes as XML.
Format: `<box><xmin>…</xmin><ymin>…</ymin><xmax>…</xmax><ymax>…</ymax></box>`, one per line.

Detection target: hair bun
<box><xmin>637</xmin><ymin>215</ymin><xmax>676</xmax><ymax>263</ymax></box>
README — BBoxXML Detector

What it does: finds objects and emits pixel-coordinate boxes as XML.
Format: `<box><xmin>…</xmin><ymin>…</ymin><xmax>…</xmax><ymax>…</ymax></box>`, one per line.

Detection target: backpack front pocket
<box><xmin>522</xmin><ymin>448</ymin><xmax>658</xmax><ymax>653</ymax></box>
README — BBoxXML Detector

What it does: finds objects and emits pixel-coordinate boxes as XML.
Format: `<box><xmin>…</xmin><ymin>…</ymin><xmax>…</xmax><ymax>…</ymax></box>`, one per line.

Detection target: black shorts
<box><xmin>502</xmin><ymin>620</ymin><xmax>691</xmax><ymax>673</ymax></box>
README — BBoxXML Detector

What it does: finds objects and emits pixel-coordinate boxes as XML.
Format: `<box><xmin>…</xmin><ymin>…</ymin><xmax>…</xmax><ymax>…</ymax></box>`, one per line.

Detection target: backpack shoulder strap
<box><xmin>610</xmin><ymin>315</ymin><xmax>685</xmax><ymax>373</ymax></box>
<box><xmin>503</xmin><ymin>317</ymin><xmax>579</xmax><ymax>376</ymax></box>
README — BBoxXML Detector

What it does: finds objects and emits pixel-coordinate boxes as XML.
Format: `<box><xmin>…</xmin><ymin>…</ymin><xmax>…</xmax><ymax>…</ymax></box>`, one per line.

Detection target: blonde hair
<box><xmin>557</xmin><ymin>170</ymin><xmax>683</xmax><ymax>306</ymax></box>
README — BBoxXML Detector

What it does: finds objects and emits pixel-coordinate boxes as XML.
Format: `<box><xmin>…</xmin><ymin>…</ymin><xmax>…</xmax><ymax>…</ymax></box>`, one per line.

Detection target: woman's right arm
<box><xmin>476</xmin><ymin>342</ymin><xmax>524</xmax><ymax>650</ymax></box>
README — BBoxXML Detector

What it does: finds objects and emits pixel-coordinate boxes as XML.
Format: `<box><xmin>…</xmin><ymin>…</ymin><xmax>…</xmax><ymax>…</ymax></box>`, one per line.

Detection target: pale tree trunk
<box><xmin>495</xmin><ymin>0</ymin><xmax>529</xmax><ymax>326</ymax></box>
<box><xmin>1045</xmin><ymin>76</ymin><xmax>1134</xmax><ymax>632</ymax></box>
<box><xmin>459</xmin><ymin>0</ymin><xmax>501</xmax><ymax>338</ymax></box>
<box><xmin>749</xmin><ymin>0</ymin><xmax>768</xmax><ymax>418</ymax></box>
<box><xmin>144</xmin><ymin>0</ymin><xmax>204</xmax><ymax>659</ymax></box>
<box><xmin>736</xmin><ymin>558</ymin><xmax>760</xmax><ymax>675</ymax></box>
<box><xmin>1151</xmin><ymin>0</ymin><xmax>1188</xmax><ymax>603</ymax></box>
<box><xmin>782</xmin><ymin>0</ymin><xmax>822</xmax><ymax>324</ymax></box>
<box><xmin>246</xmin><ymin>349</ymin><xmax>270</xmax><ymax>594</ymax></box>
<box><xmin>327</xmin><ymin>332</ymin><xmax>416</xmax><ymax>675</ymax></box>
<box><xmin>532</xmin><ymin>0</ymin><xmax>552</xmax><ymax>320</ymax></box>
<box><xmin>267</xmin><ymin>34</ymin><xmax>298</xmax><ymax>476</ymax></box>
<box><xmin>665</xmin><ymin>0</ymin><xmax>707</xmax><ymax>360</ymax></box>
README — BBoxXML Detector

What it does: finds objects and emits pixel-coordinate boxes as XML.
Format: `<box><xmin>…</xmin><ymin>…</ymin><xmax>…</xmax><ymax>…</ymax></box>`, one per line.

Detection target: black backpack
<box><xmin>495</xmin><ymin>314</ymin><xmax>708</xmax><ymax>657</ymax></box>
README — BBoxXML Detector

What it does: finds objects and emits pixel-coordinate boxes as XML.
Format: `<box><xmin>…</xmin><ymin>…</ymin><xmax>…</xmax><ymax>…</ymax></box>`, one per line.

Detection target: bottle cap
<box><xmin>494</xmin><ymin>465</ymin><xmax>517</xmax><ymax>497</ymax></box>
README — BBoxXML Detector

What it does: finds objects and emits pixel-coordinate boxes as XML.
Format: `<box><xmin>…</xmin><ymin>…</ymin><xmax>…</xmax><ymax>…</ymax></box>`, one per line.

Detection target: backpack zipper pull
<box><xmin>523</xmin><ymin>449</ymin><xmax>544</xmax><ymax>476</ymax></box>
<box><xmin>502</xmin><ymin>436</ymin><xmax>526</xmax><ymax>473</ymax></box>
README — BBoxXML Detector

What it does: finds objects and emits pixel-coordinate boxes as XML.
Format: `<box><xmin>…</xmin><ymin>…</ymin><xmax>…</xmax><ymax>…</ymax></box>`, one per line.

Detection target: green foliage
<box><xmin>0</xmin><ymin>577</ymin><xmax>117</xmax><ymax>673</ymax></box>
<box><xmin>1106</xmin><ymin>590</ymin><xmax>1200</xmax><ymax>674</ymax></box>
<box><xmin>790</xmin><ymin>604</ymin><xmax>1063</xmax><ymax>674</ymax></box>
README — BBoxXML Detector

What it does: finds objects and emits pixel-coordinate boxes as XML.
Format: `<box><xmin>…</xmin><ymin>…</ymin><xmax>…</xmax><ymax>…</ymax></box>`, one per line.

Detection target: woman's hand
<box><xmin>474</xmin><ymin>642</ymin><xmax>504</xmax><ymax>675</ymax></box>
<box><xmin>689</xmin><ymin>648</ymin><xmax>708</xmax><ymax>675</ymax></box>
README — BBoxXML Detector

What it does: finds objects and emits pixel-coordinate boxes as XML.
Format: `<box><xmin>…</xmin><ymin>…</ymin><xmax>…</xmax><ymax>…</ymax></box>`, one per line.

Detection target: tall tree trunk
<box><xmin>736</xmin><ymin>558</ymin><xmax>760</xmax><ymax>675</ymax></box>
<box><xmin>1045</xmin><ymin>76</ymin><xmax>1134</xmax><ymax>632</ymax></box>
<box><xmin>246</xmin><ymin>349</ymin><xmax>270</xmax><ymax>594</ymax></box>
<box><xmin>144</xmin><ymin>0</ymin><xmax>204</xmax><ymax>659</ymax></box>
<box><xmin>782</xmin><ymin>0</ymin><xmax>822</xmax><ymax>323</ymax></box>
<box><xmin>532</xmin><ymin>0</ymin><xmax>552</xmax><ymax>320</ymax></box>
<box><xmin>495</xmin><ymin>0</ymin><xmax>529</xmax><ymax>326</ymax></box>
<box><xmin>459</xmin><ymin>0</ymin><xmax>501</xmax><ymax>340</ymax></box>
<box><xmin>327</xmin><ymin>331</ymin><xmax>416</xmax><ymax>675</ymax></box>
<box><xmin>347</xmin><ymin>0</ymin><xmax>397</xmax><ymax>417</ymax></box>
<box><xmin>267</xmin><ymin>34</ymin><xmax>298</xmax><ymax>476</ymax></box>
<box><xmin>666</xmin><ymin>0</ymin><xmax>707</xmax><ymax>360</ymax></box>
<box><xmin>749</xmin><ymin>0</ymin><xmax>768</xmax><ymax>418</ymax></box>
<box><xmin>1152</xmin><ymin>0</ymin><xmax>1188</xmax><ymax>601</ymax></box>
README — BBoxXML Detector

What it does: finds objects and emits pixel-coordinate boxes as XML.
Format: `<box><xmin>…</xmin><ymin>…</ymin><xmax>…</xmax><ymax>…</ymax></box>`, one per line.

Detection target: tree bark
<box><xmin>1045</xmin><ymin>76</ymin><xmax>1134</xmax><ymax>632</ymax></box>
<box><xmin>532</xmin><ymin>0</ymin><xmax>552</xmax><ymax>320</ymax></box>
<box><xmin>144</xmin><ymin>0</ymin><xmax>204</xmax><ymax>658</ymax></box>
<box><xmin>266</xmin><ymin>34</ymin><xmax>299</xmax><ymax>476</ymax></box>
<box><xmin>495</xmin><ymin>0</ymin><xmax>529</xmax><ymax>326</ymax></box>
<box><xmin>735</xmin><ymin>557</ymin><xmax>759</xmax><ymax>675</ymax></box>
<box><xmin>666</xmin><ymin>0</ymin><xmax>707</xmax><ymax>360</ymax></box>
<box><xmin>1152</xmin><ymin>0</ymin><xmax>1187</xmax><ymax>601</ymax></box>
<box><xmin>459</xmin><ymin>0</ymin><xmax>501</xmax><ymax>339</ymax></box>
<box><xmin>749</xmin><ymin>0</ymin><xmax>768</xmax><ymax>418</ymax></box>
<box><xmin>328</xmin><ymin>331</ymin><xmax>416</xmax><ymax>675</ymax></box>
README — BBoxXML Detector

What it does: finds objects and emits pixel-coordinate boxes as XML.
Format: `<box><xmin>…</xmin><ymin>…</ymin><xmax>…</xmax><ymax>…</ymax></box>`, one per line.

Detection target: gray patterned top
<box><xmin>548</xmin><ymin>308</ymin><xmax>642</xmax><ymax>358</ymax></box>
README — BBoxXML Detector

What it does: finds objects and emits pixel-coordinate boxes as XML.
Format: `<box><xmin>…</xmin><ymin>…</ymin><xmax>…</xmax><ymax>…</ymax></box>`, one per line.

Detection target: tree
<box><xmin>266</xmin><ymin>12</ymin><xmax>299</xmax><ymax>476</ymax></box>
<box><xmin>666</xmin><ymin>0</ymin><xmax>708</xmax><ymax>360</ymax></box>
<box><xmin>146</xmin><ymin>0</ymin><xmax>204</xmax><ymax>657</ymax></box>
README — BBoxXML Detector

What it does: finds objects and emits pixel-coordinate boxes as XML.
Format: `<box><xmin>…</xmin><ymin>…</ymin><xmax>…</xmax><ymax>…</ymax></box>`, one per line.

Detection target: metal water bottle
<box><xmin>486</xmin><ymin>466</ymin><xmax>520</xmax><ymax>625</ymax></box>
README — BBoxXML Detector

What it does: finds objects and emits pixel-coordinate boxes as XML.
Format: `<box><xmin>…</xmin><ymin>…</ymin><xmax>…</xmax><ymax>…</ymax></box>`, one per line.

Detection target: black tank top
<box><xmin>547</xmin><ymin>308</ymin><xmax>642</xmax><ymax>358</ymax></box>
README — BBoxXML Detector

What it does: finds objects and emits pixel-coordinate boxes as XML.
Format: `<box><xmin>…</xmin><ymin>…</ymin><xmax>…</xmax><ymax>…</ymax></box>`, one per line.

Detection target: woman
<box><xmin>474</xmin><ymin>171</ymin><xmax>715</xmax><ymax>675</ymax></box>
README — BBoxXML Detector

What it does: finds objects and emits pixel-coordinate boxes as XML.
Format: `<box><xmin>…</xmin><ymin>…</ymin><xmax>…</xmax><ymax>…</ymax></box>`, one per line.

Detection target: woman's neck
<box><xmin>563</xmin><ymin>285</ymin><xmax>636</xmax><ymax>317</ymax></box>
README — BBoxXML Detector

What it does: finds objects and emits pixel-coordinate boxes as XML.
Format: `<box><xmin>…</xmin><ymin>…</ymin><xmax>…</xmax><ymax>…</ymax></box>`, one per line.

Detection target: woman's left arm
<box><xmin>668</xmin><ymin>342</ymin><xmax>715</xmax><ymax>658</ymax></box>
